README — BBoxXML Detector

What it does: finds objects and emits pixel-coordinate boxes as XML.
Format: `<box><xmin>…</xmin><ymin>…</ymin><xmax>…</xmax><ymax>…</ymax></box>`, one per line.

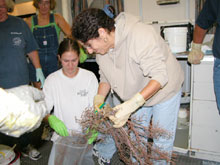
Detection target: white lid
<box><xmin>164</xmin><ymin>27</ymin><xmax>188</xmax><ymax>33</ymax></box>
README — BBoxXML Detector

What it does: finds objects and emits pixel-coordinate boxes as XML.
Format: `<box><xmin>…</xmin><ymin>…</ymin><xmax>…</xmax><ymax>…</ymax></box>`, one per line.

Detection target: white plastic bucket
<box><xmin>164</xmin><ymin>27</ymin><xmax>188</xmax><ymax>53</ymax></box>
<box><xmin>10</xmin><ymin>151</ymin><xmax>20</xmax><ymax>165</ymax></box>
<box><xmin>177</xmin><ymin>107</ymin><xmax>189</xmax><ymax>130</ymax></box>
<box><xmin>0</xmin><ymin>144</ymin><xmax>20</xmax><ymax>165</ymax></box>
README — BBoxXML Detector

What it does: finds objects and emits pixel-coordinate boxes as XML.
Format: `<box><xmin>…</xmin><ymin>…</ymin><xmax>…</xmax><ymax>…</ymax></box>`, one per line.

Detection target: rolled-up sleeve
<box><xmin>96</xmin><ymin>56</ymin><xmax>110</xmax><ymax>84</ymax></box>
<box><xmin>196</xmin><ymin>0</ymin><xmax>218</xmax><ymax>29</ymax></box>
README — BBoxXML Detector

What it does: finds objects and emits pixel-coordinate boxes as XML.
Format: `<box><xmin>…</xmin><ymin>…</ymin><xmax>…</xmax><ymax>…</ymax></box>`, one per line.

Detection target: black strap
<box><xmin>49</xmin><ymin>13</ymin><xmax>55</xmax><ymax>23</ymax></box>
<box><xmin>33</xmin><ymin>15</ymin><xmax>38</xmax><ymax>26</ymax></box>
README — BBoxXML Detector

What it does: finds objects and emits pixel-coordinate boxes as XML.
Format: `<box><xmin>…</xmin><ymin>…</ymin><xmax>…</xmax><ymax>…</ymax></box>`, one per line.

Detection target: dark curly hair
<box><xmin>72</xmin><ymin>8</ymin><xmax>115</xmax><ymax>43</ymax></box>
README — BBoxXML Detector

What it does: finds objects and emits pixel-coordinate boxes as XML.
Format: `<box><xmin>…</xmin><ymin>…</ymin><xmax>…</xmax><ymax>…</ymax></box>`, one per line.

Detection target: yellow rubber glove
<box><xmin>93</xmin><ymin>94</ymin><xmax>105</xmax><ymax>113</ymax></box>
<box><xmin>188</xmin><ymin>42</ymin><xmax>204</xmax><ymax>64</ymax></box>
<box><xmin>109</xmin><ymin>93</ymin><xmax>145</xmax><ymax>128</ymax></box>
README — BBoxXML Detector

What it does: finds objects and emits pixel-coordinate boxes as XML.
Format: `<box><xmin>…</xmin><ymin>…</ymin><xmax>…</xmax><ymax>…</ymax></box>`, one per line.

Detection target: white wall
<box><xmin>15</xmin><ymin>0</ymin><xmax>195</xmax><ymax>25</ymax></box>
<box><xmin>124</xmin><ymin>0</ymin><xmax>195</xmax><ymax>22</ymax></box>
<box><xmin>142</xmin><ymin>0</ymin><xmax>195</xmax><ymax>23</ymax></box>
<box><xmin>124</xmin><ymin>0</ymin><xmax>140</xmax><ymax>18</ymax></box>
<box><xmin>124</xmin><ymin>0</ymin><xmax>195</xmax><ymax>33</ymax></box>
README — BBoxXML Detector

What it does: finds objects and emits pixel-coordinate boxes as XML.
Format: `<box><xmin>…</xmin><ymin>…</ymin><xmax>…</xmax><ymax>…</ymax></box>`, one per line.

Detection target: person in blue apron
<box><xmin>29</xmin><ymin>13</ymin><xmax>60</xmax><ymax>89</ymax></box>
<box><xmin>25</xmin><ymin>0</ymin><xmax>74</xmax><ymax>89</ymax></box>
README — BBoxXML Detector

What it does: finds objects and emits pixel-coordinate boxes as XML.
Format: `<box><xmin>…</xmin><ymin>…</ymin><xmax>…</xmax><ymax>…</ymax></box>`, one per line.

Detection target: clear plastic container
<box><xmin>48</xmin><ymin>132</ymin><xmax>94</xmax><ymax>165</ymax></box>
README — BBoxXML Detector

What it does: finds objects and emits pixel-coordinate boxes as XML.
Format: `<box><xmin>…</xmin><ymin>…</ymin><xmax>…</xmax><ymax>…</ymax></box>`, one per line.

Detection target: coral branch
<box><xmin>77</xmin><ymin>104</ymin><xmax>176</xmax><ymax>165</ymax></box>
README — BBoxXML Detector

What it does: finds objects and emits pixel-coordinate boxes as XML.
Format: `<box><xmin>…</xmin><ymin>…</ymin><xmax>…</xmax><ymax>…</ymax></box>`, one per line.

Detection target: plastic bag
<box><xmin>48</xmin><ymin>132</ymin><xmax>94</xmax><ymax>165</ymax></box>
<box><xmin>0</xmin><ymin>85</ymin><xmax>47</xmax><ymax>137</ymax></box>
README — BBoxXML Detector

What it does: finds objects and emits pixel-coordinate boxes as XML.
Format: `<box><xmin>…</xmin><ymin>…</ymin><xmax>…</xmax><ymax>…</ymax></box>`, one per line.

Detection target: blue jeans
<box><xmin>95</xmin><ymin>90</ymin><xmax>181</xmax><ymax>164</ymax></box>
<box><xmin>214</xmin><ymin>57</ymin><xmax>220</xmax><ymax>114</ymax></box>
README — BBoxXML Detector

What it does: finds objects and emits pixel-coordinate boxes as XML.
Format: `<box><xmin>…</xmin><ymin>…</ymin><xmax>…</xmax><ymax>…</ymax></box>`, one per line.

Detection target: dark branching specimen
<box><xmin>78</xmin><ymin>104</ymin><xmax>176</xmax><ymax>165</ymax></box>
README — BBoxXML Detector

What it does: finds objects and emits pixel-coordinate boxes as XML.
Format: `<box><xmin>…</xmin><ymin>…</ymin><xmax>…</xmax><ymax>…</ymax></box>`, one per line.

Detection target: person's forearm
<box><xmin>57</xmin><ymin>14</ymin><xmax>72</xmax><ymax>38</ymax></box>
<box><xmin>98</xmin><ymin>82</ymin><xmax>111</xmax><ymax>98</ymax></box>
<box><xmin>62</xmin><ymin>25</ymin><xmax>72</xmax><ymax>38</ymax></box>
<box><xmin>193</xmin><ymin>24</ymin><xmax>208</xmax><ymax>44</ymax></box>
<box><xmin>28</xmin><ymin>50</ymin><xmax>41</xmax><ymax>69</ymax></box>
<box><xmin>140</xmin><ymin>80</ymin><xmax>161</xmax><ymax>100</ymax></box>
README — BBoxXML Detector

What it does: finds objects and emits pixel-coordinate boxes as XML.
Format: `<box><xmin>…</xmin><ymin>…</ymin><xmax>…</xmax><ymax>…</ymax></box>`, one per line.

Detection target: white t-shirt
<box><xmin>43</xmin><ymin>68</ymin><xmax>98</xmax><ymax>141</ymax></box>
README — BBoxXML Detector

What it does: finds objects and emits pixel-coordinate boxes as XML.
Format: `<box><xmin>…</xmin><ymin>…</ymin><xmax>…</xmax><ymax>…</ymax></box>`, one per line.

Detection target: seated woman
<box><xmin>43</xmin><ymin>38</ymin><xmax>98</xmax><ymax>164</ymax></box>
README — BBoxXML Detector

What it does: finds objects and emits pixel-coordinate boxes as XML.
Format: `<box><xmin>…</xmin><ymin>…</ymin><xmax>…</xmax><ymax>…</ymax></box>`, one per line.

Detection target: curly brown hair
<box><xmin>33</xmin><ymin>0</ymin><xmax>56</xmax><ymax>10</ymax></box>
<box><xmin>72</xmin><ymin>8</ymin><xmax>115</xmax><ymax>43</ymax></box>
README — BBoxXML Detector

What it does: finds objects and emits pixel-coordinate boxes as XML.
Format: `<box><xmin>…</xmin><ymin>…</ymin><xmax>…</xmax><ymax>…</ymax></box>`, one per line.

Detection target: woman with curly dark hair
<box><xmin>72</xmin><ymin>8</ymin><xmax>184</xmax><ymax>165</ymax></box>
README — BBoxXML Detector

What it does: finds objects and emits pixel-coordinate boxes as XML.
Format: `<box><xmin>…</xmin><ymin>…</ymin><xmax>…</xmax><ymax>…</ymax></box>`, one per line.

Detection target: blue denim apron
<box><xmin>29</xmin><ymin>14</ymin><xmax>59</xmax><ymax>81</ymax></box>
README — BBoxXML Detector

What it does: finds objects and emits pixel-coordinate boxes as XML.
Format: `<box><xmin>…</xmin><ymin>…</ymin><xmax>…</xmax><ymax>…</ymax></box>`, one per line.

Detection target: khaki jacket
<box><xmin>96</xmin><ymin>12</ymin><xmax>184</xmax><ymax>106</ymax></box>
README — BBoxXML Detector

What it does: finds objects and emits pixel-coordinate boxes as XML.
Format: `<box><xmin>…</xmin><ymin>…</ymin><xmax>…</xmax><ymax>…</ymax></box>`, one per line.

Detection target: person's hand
<box><xmin>93</xmin><ymin>94</ymin><xmax>105</xmax><ymax>113</ymax></box>
<box><xmin>109</xmin><ymin>93</ymin><xmax>145</xmax><ymax>128</ymax></box>
<box><xmin>36</xmin><ymin>68</ymin><xmax>45</xmax><ymax>88</ymax></box>
<box><xmin>48</xmin><ymin>115</ymin><xmax>69</xmax><ymax>137</ymax></box>
<box><xmin>0</xmin><ymin>85</ymin><xmax>47</xmax><ymax>137</ymax></box>
<box><xmin>188</xmin><ymin>42</ymin><xmax>204</xmax><ymax>64</ymax></box>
